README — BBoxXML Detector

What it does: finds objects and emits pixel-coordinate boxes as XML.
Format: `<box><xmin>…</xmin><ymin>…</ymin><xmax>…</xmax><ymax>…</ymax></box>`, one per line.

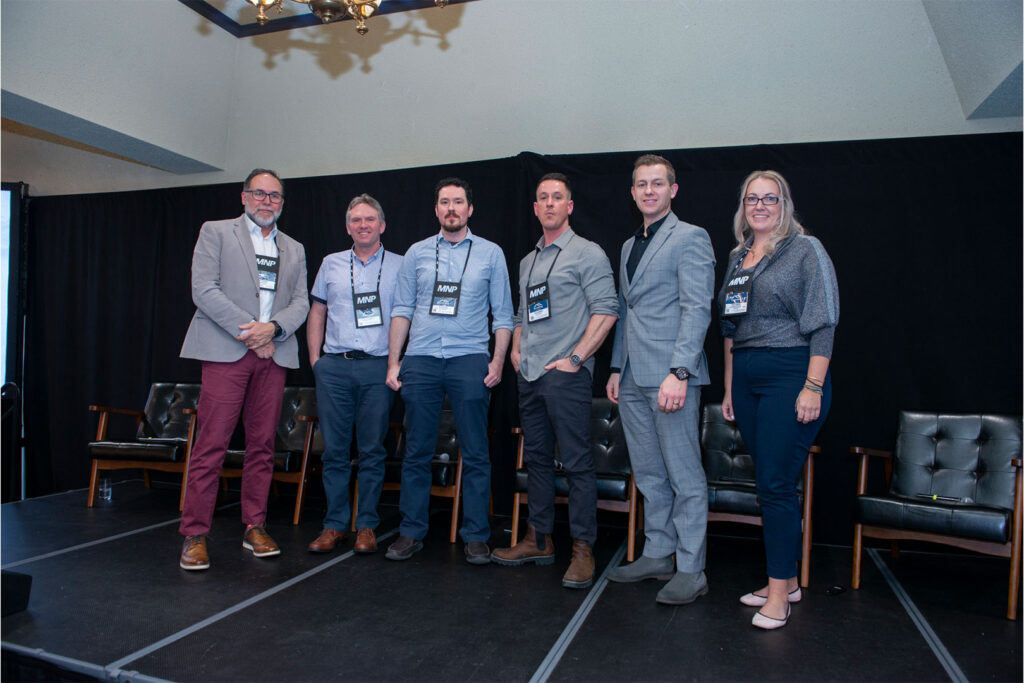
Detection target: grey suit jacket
<box><xmin>180</xmin><ymin>215</ymin><xmax>310</xmax><ymax>369</ymax></box>
<box><xmin>610</xmin><ymin>211</ymin><xmax>716</xmax><ymax>387</ymax></box>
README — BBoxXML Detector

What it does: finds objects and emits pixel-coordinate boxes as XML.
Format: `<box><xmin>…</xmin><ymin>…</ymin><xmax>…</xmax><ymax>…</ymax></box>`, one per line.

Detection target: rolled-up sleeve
<box><xmin>489</xmin><ymin>247</ymin><xmax>515</xmax><ymax>331</ymax></box>
<box><xmin>580</xmin><ymin>243</ymin><xmax>618</xmax><ymax>317</ymax></box>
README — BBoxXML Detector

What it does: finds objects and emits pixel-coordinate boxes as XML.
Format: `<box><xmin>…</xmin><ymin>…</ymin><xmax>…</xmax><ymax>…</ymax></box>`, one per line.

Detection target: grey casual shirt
<box><xmin>718</xmin><ymin>233</ymin><xmax>839</xmax><ymax>358</ymax></box>
<box><xmin>514</xmin><ymin>227</ymin><xmax>618</xmax><ymax>382</ymax></box>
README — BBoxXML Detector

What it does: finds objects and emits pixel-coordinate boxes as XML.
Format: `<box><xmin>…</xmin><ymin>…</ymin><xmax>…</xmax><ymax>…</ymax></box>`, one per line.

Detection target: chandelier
<box><xmin>247</xmin><ymin>0</ymin><xmax>449</xmax><ymax>35</ymax></box>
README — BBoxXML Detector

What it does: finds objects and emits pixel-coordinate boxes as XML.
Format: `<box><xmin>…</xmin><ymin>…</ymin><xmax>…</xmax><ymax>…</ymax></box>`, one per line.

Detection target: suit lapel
<box><xmin>630</xmin><ymin>212</ymin><xmax>677</xmax><ymax>289</ymax></box>
<box><xmin>233</xmin><ymin>217</ymin><xmax>260</xmax><ymax>289</ymax></box>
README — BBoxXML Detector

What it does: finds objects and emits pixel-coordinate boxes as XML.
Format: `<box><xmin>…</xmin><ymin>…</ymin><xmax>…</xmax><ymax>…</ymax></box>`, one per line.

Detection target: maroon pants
<box><xmin>179</xmin><ymin>352</ymin><xmax>286</xmax><ymax>537</ymax></box>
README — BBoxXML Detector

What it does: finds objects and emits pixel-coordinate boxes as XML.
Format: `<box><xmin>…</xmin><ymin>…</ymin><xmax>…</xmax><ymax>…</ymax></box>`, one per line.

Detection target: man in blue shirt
<box><xmin>385</xmin><ymin>177</ymin><xmax>514</xmax><ymax>564</ymax></box>
<box><xmin>307</xmin><ymin>194</ymin><xmax>402</xmax><ymax>555</ymax></box>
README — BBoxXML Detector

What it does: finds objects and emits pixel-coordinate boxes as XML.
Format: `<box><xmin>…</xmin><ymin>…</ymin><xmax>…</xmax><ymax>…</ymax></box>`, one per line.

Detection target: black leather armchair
<box><xmin>217</xmin><ymin>387</ymin><xmax>322</xmax><ymax>525</ymax></box>
<box><xmin>509</xmin><ymin>398</ymin><xmax>640</xmax><ymax>561</ymax></box>
<box><xmin>701</xmin><ymin>403</ymin><xmax>818</xmax><ymax>587</ymax></box>
<box><xmin>851</xmin><ymin>411</ymin><xmax>1023</xmax><ymax>619</ymax></box>
<box><xmin>87</xmin><ymin>383</ymin><xmax>201</xmax><ymax>509</ymax></box>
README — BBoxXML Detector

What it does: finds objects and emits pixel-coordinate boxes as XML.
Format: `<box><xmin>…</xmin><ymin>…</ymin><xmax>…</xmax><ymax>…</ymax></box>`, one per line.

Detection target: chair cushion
<box><xmin>708</xmin><ymin>482</ymin><xmax>762</xmax><ymax>516</ymax></box>
<box><xmin>223</xmin><ymin>449</ymin><xmax>304</xmax><ymax>473</ymax></box>
<box><xmin>858</xmin><ymin>494</ymin><xmax>1011</xmax><ymax>543</ymax></box>
<box><xmin>88</xmin><ymin>440</ymin><xmax>183</xmax><ymax>463</ymax></box>
<box><xmin>891</xmin><ymin>412</ymin><xmax>1021</xmax><ymax>510</ymax></box>
<box><xmin>513</xmin><ymin>469</ymin><xmax>630</xmax><ymax>502</ymax></box>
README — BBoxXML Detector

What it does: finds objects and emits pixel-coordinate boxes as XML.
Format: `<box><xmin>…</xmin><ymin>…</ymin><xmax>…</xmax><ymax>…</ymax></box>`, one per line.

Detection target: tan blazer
<box><xmin>179</xmin><ymin>215</ymin><xmax>309</xmax><ymax>369</ymax></box>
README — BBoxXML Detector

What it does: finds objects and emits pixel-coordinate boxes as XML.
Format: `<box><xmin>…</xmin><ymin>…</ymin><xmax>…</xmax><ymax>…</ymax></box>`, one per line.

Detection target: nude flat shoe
<box><xmin>739</xmin><ymin>586</ymin><xmax>802</xmax><ymax>607</ymax></box>
<box><xmin>752</xmin><ymin>604</ymin><xmax>791</xmax><ymax>630</ymax></box>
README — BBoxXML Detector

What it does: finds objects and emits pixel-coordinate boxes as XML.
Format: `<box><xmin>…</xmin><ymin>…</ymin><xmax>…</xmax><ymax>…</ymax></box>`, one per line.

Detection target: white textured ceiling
<box><xmin>1</xmin><ymin>0</ymin><xmax>1020</xmax><ymax>196</ymax></box>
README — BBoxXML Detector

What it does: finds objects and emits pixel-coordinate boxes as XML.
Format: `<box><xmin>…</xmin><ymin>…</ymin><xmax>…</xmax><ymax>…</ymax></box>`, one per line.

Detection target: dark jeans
<box><xmin>313</xmin><ymin>354</ymin><xmax>393</xmax><ymax>531</ymax></box>
<box><xmin>398</xmin><ymin>354</ymin><xmax>491</xmax><ymax>542</ymax></box>
<box><xmin>517</xmin><ymin>368</ymin><xmax>597</xmax><ymax>544</ymax></box>
<box><xmin>730</xmin><ymin>346</ymin><xmax>831</xmax><ymax>579</ymax></box>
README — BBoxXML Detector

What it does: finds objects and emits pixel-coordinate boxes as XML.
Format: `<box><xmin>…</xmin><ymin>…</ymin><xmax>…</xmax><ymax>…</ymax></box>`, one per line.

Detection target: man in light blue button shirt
<box><xmin>384</xmin><ymin>177</ymin><xmax>514</xmax><ymax>564</ymax></box>
<box><xmin>307</xmin><ymin>194</ymin><xmax>402</xmax><ymax>556</ymax></box>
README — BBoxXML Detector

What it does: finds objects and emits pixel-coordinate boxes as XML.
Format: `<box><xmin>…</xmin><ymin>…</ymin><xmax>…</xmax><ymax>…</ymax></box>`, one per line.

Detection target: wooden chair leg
<box><xmin>852</xmin><ymin>523</ymin><xmax>864</xmax><ymax>589</ymax></box>
<box><xmin>142</xmin><ymin>471</ymin><xmax>152</xmax><ymax>488</ymax></box>
<box><xmin>87</xmin><ymin>461</ymin><xmax>100</xmax><ymax>507</ymax></box>
<box><xmin>626</xmin><ymin>479</ymin><xmax>638</xmax><ymax>562</ymax></box>
<box><xmin>292</xmin><ymin>476</ymin><xmax>308</xmax><ymax>526</ymax></box>
<box><xmin>510</xmin><ymin>491</ymin><xmax>522</xmax><ymax>547</ymax></box>
<box><xmin>449</xmin><ymin>456</ymin><xmax>464</xmax><ymax>544</ymax></box>
<box><xmin>1009</xmin><ymin>464</ymin><xmax>1022</xmax><ymax>620</ymax></box>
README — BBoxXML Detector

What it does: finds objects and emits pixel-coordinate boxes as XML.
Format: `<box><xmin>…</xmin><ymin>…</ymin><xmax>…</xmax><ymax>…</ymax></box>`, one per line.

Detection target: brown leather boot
<box><xmin>491</xmin><ymin>526</ymin><xmax>555</xmax><ymax>566</ymax></box>
<box><xmin>561</xmin><ymin>539</ymin><xmax>594</xmax><ymax>589</ymax></box>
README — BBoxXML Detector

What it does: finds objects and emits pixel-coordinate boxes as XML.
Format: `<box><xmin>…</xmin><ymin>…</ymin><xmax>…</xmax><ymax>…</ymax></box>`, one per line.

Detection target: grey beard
<box><xmin>247</xmin><ymin>209</ymin><xmax>278</xmax><ymax>230</ymax></box>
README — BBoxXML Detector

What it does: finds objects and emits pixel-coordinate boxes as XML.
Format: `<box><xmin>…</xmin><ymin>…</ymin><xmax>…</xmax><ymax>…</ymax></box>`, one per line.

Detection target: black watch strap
<box><xmin>670</xmin><ymin>367</ymin><xmax>690</xmax><ymax>381</ymax></box>
<box><xmin>272</xmin><ymin>320</ymin><xmax>283</xmax><ymax>337</ymax></box>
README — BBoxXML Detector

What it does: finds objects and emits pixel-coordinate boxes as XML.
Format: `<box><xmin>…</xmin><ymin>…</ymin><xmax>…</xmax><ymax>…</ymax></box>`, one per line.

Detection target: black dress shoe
<box><xmin>464</xmin><ymin>541</ymin><xmax>490</xmax><ymax>565</ymax></box>
<box><xmin>385</xmin><ymin>535</ymin><xmax>423</xmax><ymax>561</ymax></box>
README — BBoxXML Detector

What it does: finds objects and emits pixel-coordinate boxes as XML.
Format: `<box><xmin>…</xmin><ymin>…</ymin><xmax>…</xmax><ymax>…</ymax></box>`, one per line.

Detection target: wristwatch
<box><xmin>669</xmin><ymin>367</ymin><xmax>690</xmax><ymax>381</ymax></box>
<box><xmin>569</xmin><ymin>354</ymin><xmax>583</xmax><ymax>368</ymax></box>
<box><xmin>271</xmin><ymin>320</ymin><xmax>283</xmax><ymax>338</ymax></box>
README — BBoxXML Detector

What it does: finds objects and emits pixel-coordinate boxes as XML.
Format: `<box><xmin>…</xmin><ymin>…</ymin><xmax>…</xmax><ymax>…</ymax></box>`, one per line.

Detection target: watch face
<box><xmin>570</xmin><ymin>354</ymin><xmax>582</xmax><ymax>367</ymax></box>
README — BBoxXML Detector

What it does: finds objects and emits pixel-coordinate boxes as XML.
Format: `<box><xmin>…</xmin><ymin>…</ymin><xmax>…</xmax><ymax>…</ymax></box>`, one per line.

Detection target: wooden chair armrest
<box><xmin>297</xmin><ymin>414</ymin><xmax>318</xmax><ymax>423</ymax></box>
<box><xmin>89</xmin><ymin>405</ymin><xmax>146</xmax><ymax>440</ymax></box>
<box><xmin>809</xmin><ymin>445</ymin><xmax>821</xmax><ymax>455</ymax></box>
<box><xmin>511</xmin><ymin>426</ymin><xmax>523</xmax><ymax>435</ymax></box>
<box><xmin>89</xmin><ymin>405</ymin><xmax>145</xmax><ymax>418</ymax></box>
<box><xmin>849</xmin><ymin>446</ymin><xmax>892</xmax><ymax>459</ymax></box>
<box><xmin>184</xmin><ymin>408</ymin><xmax>197</xmax><ymax>415</ymax></box>
<box><xmin>1012</xmin><ymin>459</ymin><xmax>1022</xmax><ymax>469</ymax></box>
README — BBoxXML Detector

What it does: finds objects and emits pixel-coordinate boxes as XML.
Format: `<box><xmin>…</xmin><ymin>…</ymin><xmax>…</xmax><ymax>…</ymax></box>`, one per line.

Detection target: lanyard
<box><xmin>434</xmin><ymin>237</ymin><xmax>473</xmax><ymax>283</ymax></box>
<box><xmin>350</xmin><ymin>247</ymin><xmax>385</xmax><ymax>293</ymax></box>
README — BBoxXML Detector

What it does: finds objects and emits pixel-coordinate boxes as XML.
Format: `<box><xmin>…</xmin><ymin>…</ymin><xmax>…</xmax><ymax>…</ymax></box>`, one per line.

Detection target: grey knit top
<box><xmin>718</xmin><ymin>233</ymin><xmax>839</xmax><ymax>358</ymax></box>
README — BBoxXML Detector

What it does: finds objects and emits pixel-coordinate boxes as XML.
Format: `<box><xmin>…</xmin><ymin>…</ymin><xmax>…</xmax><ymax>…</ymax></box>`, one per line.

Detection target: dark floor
<box><xmin>1</xmin><ymin>480</ymin><xmax>1021</xmax><ymax>682</ymax></box>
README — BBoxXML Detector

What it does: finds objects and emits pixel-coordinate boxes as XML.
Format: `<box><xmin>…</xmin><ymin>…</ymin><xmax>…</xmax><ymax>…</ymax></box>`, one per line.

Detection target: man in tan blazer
<box><xmin>178</xmin><ymin>168</ymin><xmax>309</xmax><ymax>571</ymax></box>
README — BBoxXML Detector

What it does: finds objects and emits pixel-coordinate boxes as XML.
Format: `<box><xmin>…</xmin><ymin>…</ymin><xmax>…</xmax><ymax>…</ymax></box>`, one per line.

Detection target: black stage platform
<box><xmin>2</xmin><ymin>480</ymin><xmax>1021</xmax><ymax>682</ymax></box>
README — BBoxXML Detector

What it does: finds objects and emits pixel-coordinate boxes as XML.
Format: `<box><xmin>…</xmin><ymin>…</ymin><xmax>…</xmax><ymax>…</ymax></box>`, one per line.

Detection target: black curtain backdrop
<box><xmin>22</xmin><ymin>133</ymin><xmax>1022</xmax><ymax>545</ymax></box>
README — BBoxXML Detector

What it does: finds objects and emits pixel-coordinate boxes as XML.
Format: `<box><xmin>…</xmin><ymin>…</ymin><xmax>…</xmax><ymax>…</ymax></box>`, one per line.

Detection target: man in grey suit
<box><xmin>178</xmin><ymin>168</ymin><xmax>310</xmax><ymax>571</ymax></box>
<box><xmin>605</xmin><ymin>154</ymin><xmax>716</xmax><ymax>604</ymax></box>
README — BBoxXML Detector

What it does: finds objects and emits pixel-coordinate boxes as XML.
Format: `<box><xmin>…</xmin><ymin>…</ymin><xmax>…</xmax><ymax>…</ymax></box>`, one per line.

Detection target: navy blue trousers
<box><xmin>730</xmin><ymin>346</ymin><xmax>831</xmax><ymax>579</ymax></box>
<box><xmin>313</xmin><ymin>354</ymin><xmax>394</xmax><ymax>531</ymax></box>
<box><xmin>398</xmin><ymin>354</ymin><xmax>491</xmax><ymax>542</ymax></box>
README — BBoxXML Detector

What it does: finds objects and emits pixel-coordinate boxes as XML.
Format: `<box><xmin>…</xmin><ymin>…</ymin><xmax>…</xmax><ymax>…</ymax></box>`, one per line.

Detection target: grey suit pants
<box><xmin>619</xmin><ymin>366</ymin><xmax>707</xmax><ymax>573</ymax></box>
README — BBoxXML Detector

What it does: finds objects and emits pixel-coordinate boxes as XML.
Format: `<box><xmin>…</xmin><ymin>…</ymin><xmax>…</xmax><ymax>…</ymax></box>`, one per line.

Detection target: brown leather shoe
<box><xmin>242</xmin><ymin>525</ymin><xmax>281</xmax><ymax>557</ymax></box>
<box><xmin>353</xmin><ymin>528</ymin><xmax>377</xmax><ymax>554</ymax></box>
<box><xmin>561</xmin><ymin>539</ymin><xmax>594</xmax><ymax>589</ymax></box>
<box><xmin>180</xmin><ymin>535</ymin><xmax>210</xmax><ymax>571</ymax></box>
<box><xmin>491</xmin><ymin>526</ymin><xmax>555</xmax><ymax>566</ymax></box>
<box><xmin>308</xmin><ymin>528</ymin><xmax>349</xmax><ymax>554</ymax></box>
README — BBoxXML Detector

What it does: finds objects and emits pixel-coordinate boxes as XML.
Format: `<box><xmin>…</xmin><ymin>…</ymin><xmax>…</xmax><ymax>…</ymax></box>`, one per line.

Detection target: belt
<box><xmin>330</xmin><ymin>350</ymin><xmax>385</xmax><ymax>360</ymax></box>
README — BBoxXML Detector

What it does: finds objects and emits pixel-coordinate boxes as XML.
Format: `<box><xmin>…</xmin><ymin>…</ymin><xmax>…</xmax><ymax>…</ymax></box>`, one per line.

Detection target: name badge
<box><xmin>353</xmin><ymin>290</ymin><xmax>383</xmax><ymax>328</ymax></box>
<box><xmin>430</xmin><ymin>280</ymin><xmax>461</xmax><ymax>317</ymax></box>
<box><xmin>256</xmin><ymin>255</ymin><xmax>279</xmax><ymax>292</ymax></box>
<box><xmin>722</xmin><ymin>273</ymin><xmax>751</xmax><ymax>317</ymax></box>
<box><xmin>527</xmin><ymin>281</ymin><xmax>551</xmax><ymax>323</ymax></box>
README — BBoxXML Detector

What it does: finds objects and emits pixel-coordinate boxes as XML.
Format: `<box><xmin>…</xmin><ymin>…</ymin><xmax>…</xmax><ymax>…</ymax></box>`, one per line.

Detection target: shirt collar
<box><xmin>535</xmin><ymin>226</ymin><xmax>576</xmax><ymax>252</ymax></box>
<box><xmin>245</xmin><ymin>214</ymin><xmax>278</xmax><ymax>241</ymax></box>
<box><xmin>634</xmin><ymin>214</ymin><xmax>669</xmax><ymax>240</ymax></box>
<box><xmin>352</xmin><ymin>243</ymin><xmax>384</xmax><ymax>265</ymax></box>
<box><xmin>436</xmin><ymin>227</ymin><xmax>473</xmax><ymax>247</ymax></box>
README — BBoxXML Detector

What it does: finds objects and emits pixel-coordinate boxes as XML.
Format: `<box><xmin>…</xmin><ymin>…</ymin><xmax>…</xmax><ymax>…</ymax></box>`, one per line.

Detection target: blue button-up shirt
<box><xmin>310</xmin><ymin>245</ymin><xmax>402</xmax><ymax>357</ymax></box>
<box><xmin>392</xmin><ymin>229</ymin><xmax>514</xmax><ymax>358</ymax></box>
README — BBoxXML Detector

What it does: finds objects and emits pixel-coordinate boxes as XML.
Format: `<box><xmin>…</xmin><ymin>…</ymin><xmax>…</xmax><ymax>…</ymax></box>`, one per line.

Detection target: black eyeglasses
<box><xmin>244</xmin><ymin>189</ymin><xmax>284</xmax><ymax>204</ymax></box>
<box><xmin>743</xmin><ymin>195</ymin><xmax>780</xmax><ymax>206</ymax></box>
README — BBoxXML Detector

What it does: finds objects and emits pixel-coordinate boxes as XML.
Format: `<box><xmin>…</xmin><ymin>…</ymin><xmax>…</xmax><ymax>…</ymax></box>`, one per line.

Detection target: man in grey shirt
<box><xmin>491</xmin><ymin>173</ymin><xmax>618</xmax><ymax>589</ymax></box>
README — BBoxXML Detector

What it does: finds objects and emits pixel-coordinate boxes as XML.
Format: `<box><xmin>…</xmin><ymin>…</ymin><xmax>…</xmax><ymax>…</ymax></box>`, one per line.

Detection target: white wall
<box><xmin>2</xmin><ymin>0</ymin><xmax>1020</xmax><ymax>196</ymax></box>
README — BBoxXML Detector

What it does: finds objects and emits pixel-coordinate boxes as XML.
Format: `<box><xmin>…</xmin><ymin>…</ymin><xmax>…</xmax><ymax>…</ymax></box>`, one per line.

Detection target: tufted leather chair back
<box><xmin>137</xmin><ymin>383</ymin><xmax>201</xmax><ymax>441</ymax></box>
<box><xmin>891</xmin><ymin>412</ymin><xmax>1022</xmax><ymax>510</ymax></box>
<box><xmin>700</xmin><ymin>403</ymin><xmax>756</xmax><ymax>484</ymax></box>
<box><xmin>275</xmin><ymin>387</ymin><xmax>322</xmax><ymax>454</ymax></box>
<box><xmin>588</xmin><ymin>398</ymin><xmax>630</xmax><ymax>476</ymax></box>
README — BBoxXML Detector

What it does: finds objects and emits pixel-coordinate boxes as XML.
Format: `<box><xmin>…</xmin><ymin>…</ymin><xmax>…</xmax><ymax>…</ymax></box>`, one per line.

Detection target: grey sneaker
<box><xmin>385</xmin><ymin>535</ymin><xmax>423</xmax><ymax>561</ymax></box>
<box><xmin>464</xmin><ymin>541</ymin><xmax>491</xmax><ymax>565</ymax></box>
<box><xmin>606</xmin><ymin>555</ymin><xmax>675</xmax><ymax>583</ymax></box>
<box><xmin>656</xmin><ymin>571</ymin><xmax>709</xmax><ymax>605</ymax></box>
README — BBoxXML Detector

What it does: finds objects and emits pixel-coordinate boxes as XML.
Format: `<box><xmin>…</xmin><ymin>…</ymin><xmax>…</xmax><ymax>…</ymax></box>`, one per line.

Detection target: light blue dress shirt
<box><xmin>392</xmin><ymin>229</ymin><xmax>514</xmax><ymax>358</ymax></box>
<box><xmin>310</xmin><ymin>245</ymin><xmax>402</xmax><ymax>357</ymax></box>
